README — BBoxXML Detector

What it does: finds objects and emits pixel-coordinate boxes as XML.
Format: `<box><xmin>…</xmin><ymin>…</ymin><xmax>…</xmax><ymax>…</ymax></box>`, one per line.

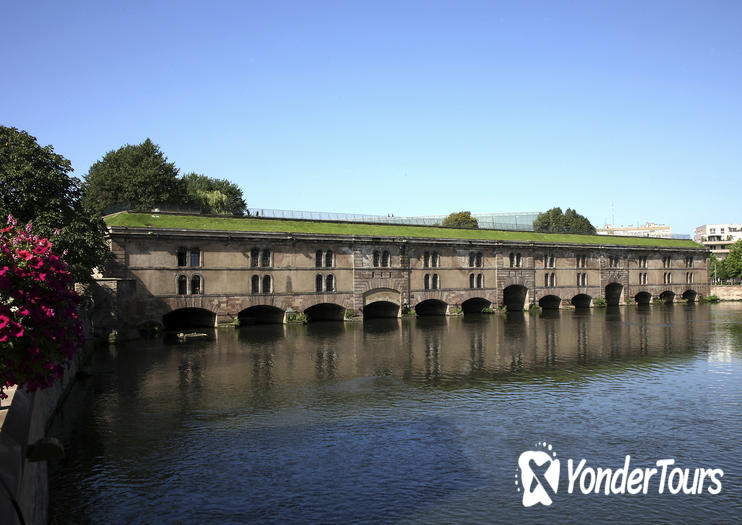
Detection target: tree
<box><xmin>709</xmin><ymin>253</ymin><xmax>728</xmax><ymax>282</ymax></box>
<box><xmin>534</xmin><ymin>207</ymin><xmax>596</xmax><ymax>234</ymax></box>
<box><xmin>723</xmin><ymin>240</ymin><xmax>742</xmax><ymax>280</ymax></box>
<box><xmin>182</xmin><ymin>172</ymin><xmax>246</xmax><ymax>216</ymax></box>
<box><xmin>82</xmin><ymin>138</ymin><xmax>189</xmax><ymax>215</ymax></box>
<box><xmin>0</xmin><ymin>126</ymin><xmax>109</xmax><ymax>282</ymax></box>
<box><xmin>442</xmin><ymin>211</ymin><xmax>479</xmax><ymax>228</ymax></box>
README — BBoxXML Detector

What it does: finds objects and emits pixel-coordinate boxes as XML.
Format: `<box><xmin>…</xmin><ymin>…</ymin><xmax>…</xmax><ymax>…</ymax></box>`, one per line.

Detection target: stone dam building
<box><xmin>99</xmin><ymin>212</ymin><xmax>711</xmax><ymax>329</ymax></box>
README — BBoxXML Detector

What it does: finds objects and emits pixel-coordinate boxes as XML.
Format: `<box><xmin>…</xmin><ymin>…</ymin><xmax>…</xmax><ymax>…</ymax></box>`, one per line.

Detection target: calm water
<box><xmin>49</xmin><ymin>304</ymin><xmax>742</xmax><ymax>524</ymax></box>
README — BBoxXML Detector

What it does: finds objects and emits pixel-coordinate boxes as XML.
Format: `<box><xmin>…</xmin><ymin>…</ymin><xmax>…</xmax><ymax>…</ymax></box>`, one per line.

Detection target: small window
<box><xmin>177</xmin><ymin>248</ymin><xmax>187</xmax><ymax>267</ymax></box>
<box><xmin>326</xmin><ymin>274</ymin><xmax>334</xmax><ymax>292</ymax></box>
<box><xmin>476</xmin><ymin>252</ymin><xmax>483</xmax><ymax>268</ymax></box>
<box><xmin>251</xmin><ymin>248</ymin><xmax>260</xmax><ymax>268</ymax></box>
<box><xmin>432</xmin><ymin>274</ymin><xmax>439</xmax><ymax>289</ymax></box>
<box><xmin>190</xmin><ymin>275</ymin><xmax>201</xmax><ymax>295</ymax></box>
<box><xmin>251</xmin><ymin>275</ymin><xmax>260</xmax><ymax>294</ymax></box>
<box><xmin>550</xmin><ymin>273</ymin><xmax>556</xmax><ymax>287</ymax></box>
<box><xmin>382</xmin><ymin>251</ymin><xmax>390</xmax><ymax>267</ymax></box>
<box><xmin>261</xmin><ymin>249</ymin><xmax>271</xmax><ymax>268</ymax></box>
<box><xmin>190</xmin><ymin>248</ymin><xmax>201</xmax><ymax>267</ymax></box>
<box><xmin>316</xmin><ymin>274</ymin><xmax>323</xmax><ymax>292</ymax></box>
<box><xmin>325</xmin><ymin>250</ymin><xmax>333</xmax><ymax>268</ymax></box>
<box><xmin>509</xmin><ymin>253</ymin><xmax>515</xmax><ymax>268</ymax></box>
<box><xmin>424</xmin><ymin>251</ymin><xmax>430</xmax><ymax>268</ymax></box>
<box><xmin>546</xmin><ymin>274</ymin><xmax>550</xmax><ymax>287</ymax></box>
<box><xmin>469</xmin><ymin>273</ymin><xmax>475</xmax><ymax>289</ymax></box>
<box><xmin>177</xmin><ymin>275</ymin><xmax>187</xmax><ymax>295</ymax></box>
<box><xmin>373</xmin><ymin>251</ymin><xmax>380</xmax><ymax>267</ymax></box>
<box><xmin>476</xmin><ymin>273</ymin><xmax>483</xmax><ymax>288</ymax></box>
<box><xmin>516</xmin><ymin>253</ymin><xmax>522</xmax><ymax>267</ymax></box>
<box><xmin>316</xmin><ymin>250</ymin><xmax>323</xmax><ymax>268</ymax></box>
<box><xmin>432</xmin><ymin>252</ymin><xmax>439</xmax><ymax>268</ymax></box>
<box><xmin>469</xmin><ymin>252</ymin><xmax>476</xmax><ymax>268</ymax></box>
<box><xmin>262</xmin><ymin>275</ymin><xmax>272</xmax><ymax>293</ymax></box>
<box><xmin>424</xmin><ymin>274</ymin><xmax>430</xmax><ymax>290</ymax></box>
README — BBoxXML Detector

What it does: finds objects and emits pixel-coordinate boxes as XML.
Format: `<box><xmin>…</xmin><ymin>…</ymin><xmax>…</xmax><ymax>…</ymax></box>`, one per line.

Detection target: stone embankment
<box><xmin>711</xmin><ymin>285</ymin><xmax>742</xmax><ymax>300</ymax></box>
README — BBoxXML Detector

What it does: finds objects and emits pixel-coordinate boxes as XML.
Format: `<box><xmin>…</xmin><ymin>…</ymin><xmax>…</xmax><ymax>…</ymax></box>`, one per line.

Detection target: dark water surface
<box><xmin>49</xmin><ymin>304</ymin><xmax>742</xmax><ymax>524</ymax></box>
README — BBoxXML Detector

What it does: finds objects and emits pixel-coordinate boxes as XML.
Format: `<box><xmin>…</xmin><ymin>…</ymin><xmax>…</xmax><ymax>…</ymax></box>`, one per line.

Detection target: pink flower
<box><xmin>0</xmin><ymin>315</ymin><xmax>8</xmax><ymax>330</ymax></box>
<box><xmin>16</xmin><ymin>249</ymin><xmax>33</xmax><ymax>261</ymax></box>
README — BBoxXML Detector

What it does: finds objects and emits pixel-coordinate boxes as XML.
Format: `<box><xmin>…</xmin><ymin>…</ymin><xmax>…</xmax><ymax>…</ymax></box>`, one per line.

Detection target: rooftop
<box><xmin>104</xmin><ymin>212</ymin><xmax>704</xmax><ymax>249</ymax></box>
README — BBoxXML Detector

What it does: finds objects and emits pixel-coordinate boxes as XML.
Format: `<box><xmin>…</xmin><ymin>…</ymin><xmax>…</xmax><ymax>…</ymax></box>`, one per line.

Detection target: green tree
<box><xmin>723</xmin><ymin>240</ymin><xmax>742</xmax><ymax>280</ymax></box>
<box><xmin>534</xmin><ymin>207</ymin><xmax>596</xmax><ymax>234</ymax></box>
<box><xmin>182</xmin><ymin>172</ymin><xmax>246</xmax><ymax>216</ymax></box>
<box><xmin>82</xmin><ymin>138</ymin><xmax>188</xmax><ymax>215</ymax></box>
<box><xmin>709</xmin><ymin>253</ymin><xmax>728</xmax><ymax>282</ymax></box>
<box><xmin>0</xmin><ymin>126</ymin><xmax>109</xmax><ymax>282</ymax></box>
<box><xmin>442</xmin><ymin>211</ymin><xmax>479</xmax><ymax>228</ymax></box>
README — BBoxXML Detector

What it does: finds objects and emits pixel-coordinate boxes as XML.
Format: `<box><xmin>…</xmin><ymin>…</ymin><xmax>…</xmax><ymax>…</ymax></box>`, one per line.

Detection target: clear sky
<box><xmin>2</xmin><ymin>1</ymin><xmax>741</xmax><ymax>235</ymax></box>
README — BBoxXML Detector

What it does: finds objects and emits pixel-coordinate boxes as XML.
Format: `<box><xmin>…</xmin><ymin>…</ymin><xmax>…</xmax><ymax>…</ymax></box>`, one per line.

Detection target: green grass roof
<box><xmin>104</xmin><ymin>212</ymin><xmax>704</xmax><ymax>249</ymax></box>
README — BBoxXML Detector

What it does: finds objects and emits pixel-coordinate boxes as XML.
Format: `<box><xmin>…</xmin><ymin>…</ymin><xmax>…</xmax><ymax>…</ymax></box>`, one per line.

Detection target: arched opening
<box><xmin>469</xmin><ymin>273</ymin><xmax>475</xmax><ymax>289</ymax></box>
<box><xmin>315</xmin><ymin>274</ymin><xmax>323</xmax><ymax>292</ymax></box>
<box><xmin>571</xmin><ymin>294</ymin><xmax>592</xmax><ymax>308</ymax></box>
<box><xmin>251</xmin><ymin>275</ymin><xmax>260</xmax><ymax>294</ymax></box>
<box><xmin>605</xmin><ymin>282</ymin><xmax>623</xmax><ymax>306</ymax></box>
<box><xmin>503</xmin><ymin>285</ymin><xmax>528</xmax><ymax>311</ymax></box>
<box><xmin>190</xmin><ymin>275</ymin><xmax>202</xmax><ymax>295</ymax></box>
<box><xmin>682</xmin><ymin>290</ymin><xmax>697</xmax><ymax>302</ymax></box>
<box><xmin>538</xmin><ymin>295</ymin><xmax>561</xmax><ymax>310</ymax></box>
<box><xmin>325</xmin><ymin>250</ymin><xmax>333</xmax><ymax>267</ymax></box>
<box><xmin>177</xmin><ymin>275</ymin><xmax>187</xmax><ymax>295</ymax></box>
<box><xmin>414</xmin><ymin>299</ymin><xmax>448</xmax><ymax>316</ymax></box>
<box><xmin>634</xmin><ymin>291</ymin><xmax>652</xmax><ymax>305</ymax></box>
<box><xmin>660</xmin><ymin>290</ymin><xmax>676</xmax><ymax>303</ymax></box>
<box><xmin>363</xmin><ymin>301</ymin><xmax>399</xmax><ymax>319</ymax></box>
<box><xmin>326</xmin><ymin>274</ymin><xmax>335</xmax><ymax>292</ymax></box>
<box><xmin>262</xmin><ymin>275</ymin><xmax>272</xmax><ymax>294</ymax></box>
<box><xmin>260</xmin><ymin>249</ymin><xmax>271</xmax><ymax>268</ymax></box>
<box><xmin>461</xmin><ymin>297</ymin><xmax>491</xmax><ymax>314</ymax></box>
<box><xmin>315</xmin><ymin>250</ymin><xmax>323</xmax><ymax>268</ymax></box>
<box><xmin>305</xmin><ymin>303</ymin><xmax>346</xmax><ymax>322</ymax></box>
<box><xmin>238</xmin><ymin>305</ymin><xmax>285</xmax><ymax>325</ymax></box>
<box><xmin>163</xmin><ymin>307</ymin><xmax>216</xmax><ymax>329</ymax></box>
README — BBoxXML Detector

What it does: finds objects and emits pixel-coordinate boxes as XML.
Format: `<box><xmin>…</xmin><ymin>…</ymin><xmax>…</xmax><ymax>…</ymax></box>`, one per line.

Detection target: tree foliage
<box><xmin>722</xmin><ymin>240</ymin><xmax>742</xmax><ymax>280</ymax></box>
<box><xmin>442</xmin><ymin>211</ymin><xmax>479</xmax><ymax>229</ymax></box>
<box><xmin>82</xmin><ymin>138</ymin><xmax>189</xmax><ymax>215</ymax></box>
<box><xmin>0</xmin><ymin>126</ymin><xmax>109</xmax><ymax>282</ymax></box>
<box><xmin>182</xmin><ymin>172</ymin><xmax>246</xmax><ymax>216</ymax></box>
<box><xmin>534</xmin><ymin>207</ymin><xmax>596</xmax><ymax>234</ymax></box>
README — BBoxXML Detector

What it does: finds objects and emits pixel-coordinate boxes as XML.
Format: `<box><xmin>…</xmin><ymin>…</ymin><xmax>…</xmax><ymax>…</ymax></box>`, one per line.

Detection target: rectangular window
<box><xmin>190</xmin><ymin>249</ymin><xmax>200</xmax><ymax>267</ymax></box>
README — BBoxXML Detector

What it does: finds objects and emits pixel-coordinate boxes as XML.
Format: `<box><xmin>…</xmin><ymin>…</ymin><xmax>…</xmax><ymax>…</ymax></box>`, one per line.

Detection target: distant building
<box><xmin>597</xmin><ymin>222</ymin><xmax>672</xmax><ymax>238</ymax></box>
<box><xmin>694</xmin><ymin>224</ymin><xmax>742</xmax><ymax>258</ymax></box>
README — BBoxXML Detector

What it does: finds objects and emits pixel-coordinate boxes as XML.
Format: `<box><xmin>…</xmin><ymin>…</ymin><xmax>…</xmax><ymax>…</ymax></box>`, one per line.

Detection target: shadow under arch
<box><xmin>538</xmin><ymin>295</ymin><xmax>562</xmax><ymax>310</ymax></box>
<box><xmin>503</xmin><ymin>285</ymin><xmax>528</xmax><ymax>311</ymax></box>
<box><xmin>461</xmin><ymin>297</ymin><xmax>492</xmax><ymax>314</ymax></box>
<box><xmin>605</xmin><ymin>282</ymin><xmax>623</xmax><ymax>306</ymax></box>
<box><xmin>162</xmin><ymin>307</ymin><xmax>216</xmax><ymax>329</ymax></box>
<box><xmin>660</xmin><ymin>290</ymin><xmax>676</xmax><ymax>304</ymax></box>
<box><xmin>415</xmin><ymin>299</ymin><xmax>448</xmax><ymax>316</ymax></box>
<box><xmin>682</xmin><ymin>289</ymin><xmax>698</xmax><ymax>302</ymax></box>
<box><xmin>571</xmin><ymin>294</ymin><xmax>592</xmax><ymax>308</ymax></box>
<box><xmin>634</xmin><ymin>291</ymin><xmax>652</xmax><ymax>305</ymax></box>
<box><xmin>305</xmin><ymin>303</ymin><xmax>346</xmax><ymax>322</ymax></box>
<box><xmin>238</xmin><ymin>305</ymin><xmax>285</xmax><ymax>325</ymax></box>
<box><xmin>363</xmin><ymin>301</ymin><xmax>399</xmax><ymax>319</ymax></box>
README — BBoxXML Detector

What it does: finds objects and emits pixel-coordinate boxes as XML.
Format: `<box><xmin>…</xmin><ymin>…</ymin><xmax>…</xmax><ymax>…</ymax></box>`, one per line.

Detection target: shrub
<box><xmin>700</xmin><ymin>295</ymin><xmax>720</xmax><ymax>303</ymax></box>
<box><xmin>592</xmin><ymin>297</ymin><xmax>607</xmax><ymax>307</ymax></box>
<box><xmin>0</xmin><ymin>216</ymin><xmax>83</xmax><ymax>399</ymax></box>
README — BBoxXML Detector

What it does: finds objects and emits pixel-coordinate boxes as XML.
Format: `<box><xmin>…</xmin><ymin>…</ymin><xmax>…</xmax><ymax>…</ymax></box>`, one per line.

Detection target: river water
<box><xmin>49</xmin><ymin>303</ymin><xmax>742</xmax><ymax>524</ymax></box>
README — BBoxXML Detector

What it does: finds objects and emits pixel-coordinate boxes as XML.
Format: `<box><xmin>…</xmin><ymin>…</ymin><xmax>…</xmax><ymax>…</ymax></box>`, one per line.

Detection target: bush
<box><xmin>592</xmin><ymin>297</ymin><xmax>607</xmax><ymax>307</ymax></box>
<box><xmin>0</xmin><ymin>216</ymin><xmax>83</xmax><ymax>399</ymax></box>
<box><xmin>700</xmin><ymin>295</ymin><xmax>720</xmax><ymax>303</ymax></box>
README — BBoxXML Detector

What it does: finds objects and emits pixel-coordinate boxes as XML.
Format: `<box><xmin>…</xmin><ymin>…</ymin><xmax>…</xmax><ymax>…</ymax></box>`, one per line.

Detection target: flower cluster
<box><xmin>0</xmin><ymin>215</ymin><xmax>83</xmax><ymax>399</ymax></box>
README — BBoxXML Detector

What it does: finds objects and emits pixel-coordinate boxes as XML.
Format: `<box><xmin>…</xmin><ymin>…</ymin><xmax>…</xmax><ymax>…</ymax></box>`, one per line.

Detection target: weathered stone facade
<box><xmin>103</xmin><ymin>225</ymin><xmax>710</xmax><ymax>327</ymax></box>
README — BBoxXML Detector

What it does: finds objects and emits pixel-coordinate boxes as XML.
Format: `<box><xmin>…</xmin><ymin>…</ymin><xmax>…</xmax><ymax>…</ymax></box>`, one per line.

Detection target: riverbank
<box><xmin>711</xmin><ymin>285</ymin><xmax>742</xmax><ymax>300</ymax></box>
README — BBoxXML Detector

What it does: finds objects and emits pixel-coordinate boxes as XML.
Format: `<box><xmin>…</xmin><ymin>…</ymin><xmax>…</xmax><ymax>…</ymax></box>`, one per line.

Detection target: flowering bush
<box><xmin>0</xmin><ymin>215</ymin><xmax>83</xmax><ymax>399</ymax></box>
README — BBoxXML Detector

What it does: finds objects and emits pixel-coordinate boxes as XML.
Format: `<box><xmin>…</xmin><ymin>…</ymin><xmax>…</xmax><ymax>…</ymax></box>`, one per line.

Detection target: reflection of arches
<box><xmin>538</xmin><ymin>295</ymin><xmax>561</xmax><ymax>309</ymax></box>
<box><xmin>634</xmin><ymin>291</ymin><xmax>652</xmax><ymax>305</ymax></box>
<box><xmin>571</xmin><ymin>294</ymin><xmax>592</xmax><ymax>308</ymax></box>
<box><xmin>462</xmin><ymin>297</ymin><xmax>491</xmax><ymax>314</ymax></box>
<box><xmin>415</xmin><ymin>299</ymin><xmax>447</xmax><ymax>316</ymax></box>
<box><xmin>238</xmin><ymin>305</ymin><xmax>285</xmax><ymax>325</ymax></box>
<box><xmin>682</xmin><ymin>289</ymin><xmax>697</xmax><ymax>302</ymax></box>
<box><xmin>163</xmin><ymin>307</ymin><xmax>216</xmax><ymax>329</ymax></box>
<box><xmin>363</xmin><ymin>301</ymin><xmax>399</xmax><ymax>319</ymax></box>
<box><xmin>304</xmin><ymin>303</ymin><xmax>345</xmax><ymax>322</ymax></box>
<box><xmin>660</xmin><ymin>290</ymin><xmax>676</xmax><ymax>303</ymax></box>
<box><xmin>503</xmin><ymin>285</ymin><xmax>528</xmax><ymax>311</ymax></box>
<box><xmin>605</xmin><ymin>282</ymin><xmax>623</xmax><ymax>306</ymax></box>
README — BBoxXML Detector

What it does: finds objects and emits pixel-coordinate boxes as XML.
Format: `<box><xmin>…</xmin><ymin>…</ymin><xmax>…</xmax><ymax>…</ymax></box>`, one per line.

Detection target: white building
<box><xmin>597</xmin><ymin>222</ymin><xmax>672</xmax><ymax>238</ymax></box>
<box><xmin>694</xmin><ymin>224</ymin><xmax>742</xmax><ymax>258</ymax></box>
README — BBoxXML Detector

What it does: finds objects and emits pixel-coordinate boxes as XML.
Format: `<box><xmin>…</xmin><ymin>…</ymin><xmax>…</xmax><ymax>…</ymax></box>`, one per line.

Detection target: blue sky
<box><xmin>2</xmin><ymin>1</ymin><xmax>741</xmax><ymax>234</ymax></box>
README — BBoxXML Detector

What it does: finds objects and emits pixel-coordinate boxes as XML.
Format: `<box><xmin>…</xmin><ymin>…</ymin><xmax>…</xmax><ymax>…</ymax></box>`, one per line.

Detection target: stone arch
<box><xmin>304</xmin><ymin>303</ymin><xmax>346</xmax><ymax>322</ymax></box>
<box><xmin>363</xmin><ymin>287</ymin><xmax>401</xmax><ymax>319</ymax></box>
<box><xmin>682</xmin><ymin>289</ymin><xmax>698</xmax><ymax>302</ymax></box>
<box><xmin>571</xmin><ymin>294</ymin><xmax>592</xmax><ymax>308</ymax></box>
<box><xmin>503</xmin><ymin>284</ymin><xmax>528</xmax><ymax>311</ymax></box>
<box><xmin>461</xmin><ymin>297</ymin><xmax>492</xmax><ymax>314</ymax></box>
<box><xmin>415</xmin><ymin>299</ymin><xmax>448</xmax><ymax>316</ymax></box>
<box><xmin>538</xmin><ymin>294</ymin><xmax>561</xmax><ymax>310</ymax></box>
<box><xmin>634</xmin><ymin>291</ymin><xmax>652</xmax><ymax>305</ymax></box>
<box><xmin>238</xmin><ymin>305</ymin><xmax>285</xmax><ymax>325</ymax></box>
<box><xmin>605</xmin><ymin>282</ymin><xmax>623</xmax><ymax>306</ymax></box>
<box><xmin>660</xmin><ymin>290</ymin><xmax>676</xmax><ymax>303</ymax></box>
<box><xmin>163</xmin><ymin>307</ymin><xmax>216</xmax><ymax>329</ymax></box>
